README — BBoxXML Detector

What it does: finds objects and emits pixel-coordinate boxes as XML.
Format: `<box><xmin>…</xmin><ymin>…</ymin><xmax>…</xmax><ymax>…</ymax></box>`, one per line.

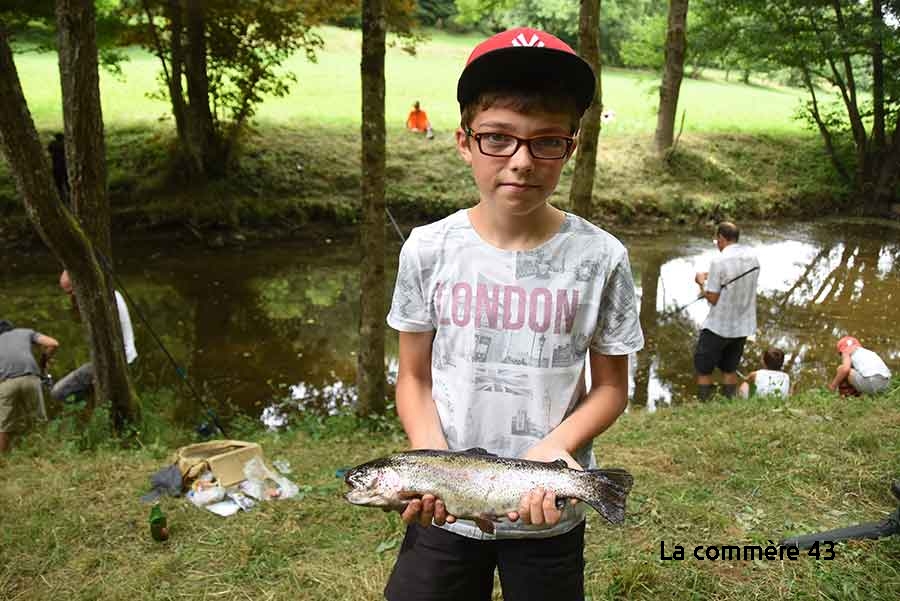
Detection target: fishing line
<box><xmin>385</xmin><ymin>205</ymin><xmax>406</xmax><ymax>243</ymax></box>
<box><xmin>95</xmin><ymin>251</ymin><xmax>227</xmax><ymax>438</ymax></box>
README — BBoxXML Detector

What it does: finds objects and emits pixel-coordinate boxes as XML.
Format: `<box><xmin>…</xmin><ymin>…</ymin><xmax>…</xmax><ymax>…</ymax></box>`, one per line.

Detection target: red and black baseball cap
<box><xmin>457</xmin><ymin>27</ymin><xmax>596</xmax><ymax>117</ymax></box>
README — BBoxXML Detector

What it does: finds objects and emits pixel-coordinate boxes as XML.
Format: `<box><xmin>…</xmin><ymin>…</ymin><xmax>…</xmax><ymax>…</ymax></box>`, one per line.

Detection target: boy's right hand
<box><xmin>398</xmin><ymin>496</ymin><xmax>499</xmax><ymax>533</ymax></box>
<box><xmin>400</xmin><ymin>494</ymin><xmax>457</xmax><ymax>527</ymax></box>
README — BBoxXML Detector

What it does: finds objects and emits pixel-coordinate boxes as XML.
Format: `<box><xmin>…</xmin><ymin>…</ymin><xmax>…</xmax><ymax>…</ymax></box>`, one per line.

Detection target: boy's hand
<box><xmin>506</xmin><ymin>445</ymin><xmax>580</xmax><ymax>527</ymax></box>
<box><xmin>399</xmin><ymin>494</ymin><xmax>457</xmax><ymax>528</ymax></box>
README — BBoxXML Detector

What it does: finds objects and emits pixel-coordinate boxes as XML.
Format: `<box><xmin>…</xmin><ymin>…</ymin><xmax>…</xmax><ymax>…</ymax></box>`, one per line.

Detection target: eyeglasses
<box><xmin>465</xmin><ymin>128</ymin><xmax>574</xmax><ymax>160</ymax></box>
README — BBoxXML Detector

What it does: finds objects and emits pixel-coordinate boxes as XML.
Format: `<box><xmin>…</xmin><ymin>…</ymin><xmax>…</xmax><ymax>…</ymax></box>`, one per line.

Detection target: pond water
<box><xmin>2</xmin><ymin>219</ymin><xmax>897</xmax><ymax>427</ymax></box>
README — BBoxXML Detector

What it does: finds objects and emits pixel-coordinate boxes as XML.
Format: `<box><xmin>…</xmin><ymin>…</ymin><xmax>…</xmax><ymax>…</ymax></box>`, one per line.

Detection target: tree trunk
<box><xmin>357</xmin><ymin>0</ymin><xmax>387</xmax><ymax>416</ymax></box>
<box><xmin>569</xmin><ymin>0</ymin><xmax>602</xmax><ymax>219</ymax></box>
<box><xmin>184</xmin><ymin>0</ymin><xmax>216</xmax><ymax>176</ymax></box>
<box><xmin>142</xmin><ymin>0</ymin><xmax>188</xmax><ymax>145</ymax></box>
<box><xmin>800</xmin><ymin>65</ymin><xmax>850</xmax><ymax>184</ymax></box>
<box><xmin>872</xmin><ymin>126</ymin><xmax>899</xmax><ymax>206</ymax></box>
<box><xmin>654</xmin><ymin>0</ymin><xmax>689</xmax><ymax>155</ymax></box>
<box><xmin>0</xmin><ymin>21</ymin><xmax>139</xmax><ymax>433</ymax></box>
<box><xmin>56</xmin><ymin>0</ymin><xmax>110</xmax><ymax>259</ymax></box>
<box><xmin>870</xmin><ymin>0</ymin><xmax>885</xmax><ymax>151</ymax></box>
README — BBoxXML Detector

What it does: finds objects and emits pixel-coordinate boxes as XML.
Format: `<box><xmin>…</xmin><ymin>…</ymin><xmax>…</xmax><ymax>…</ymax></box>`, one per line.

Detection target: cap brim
<box><xmin>457</xmin><ymin>47</ymin><xmax>596</xmax><ymax>116</ymax></box>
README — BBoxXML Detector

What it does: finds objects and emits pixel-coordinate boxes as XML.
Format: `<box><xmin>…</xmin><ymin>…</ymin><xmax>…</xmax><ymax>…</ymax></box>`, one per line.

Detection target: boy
<box><xmin>385</xmin><ymin>28</ymin><xmax>644</xmax><ymax>601</ymax></box>
<box><xmin>828</xmin><ymin>336</ymin><xmax>891</xmax><ymax>395</ymax></box>
<box><xmin>738</xmin><ymin>347</ymin><xmax>790</xmax><ymax>398</ymax></box>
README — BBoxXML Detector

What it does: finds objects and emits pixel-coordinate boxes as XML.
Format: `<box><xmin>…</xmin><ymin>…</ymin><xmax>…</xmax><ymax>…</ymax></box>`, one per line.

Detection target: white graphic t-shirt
<box><xmin>387</xmin><ymin>209</ymin><xmax>644</xmax><ymax>539</ymax></box>
<box><xmin>754</xmin><ymin>369</ymin><xmax>790</xmax><ymax>396</ymax></box>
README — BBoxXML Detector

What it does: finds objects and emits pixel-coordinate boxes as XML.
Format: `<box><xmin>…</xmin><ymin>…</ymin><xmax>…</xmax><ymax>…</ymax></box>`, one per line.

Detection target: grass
<box><xmin>0</xmin><ymin>26</ymin><xmax>857</xmax><ymax>243</ymax></box>
<box><xmin>2</xmin><ymin>382</ymin><xmax>899</xmax><ymax>600</ymax></box>
<box><xmin>12</xmin><ymin>26</ymin><xmax>811</xmax><ymax>134</ymax></box>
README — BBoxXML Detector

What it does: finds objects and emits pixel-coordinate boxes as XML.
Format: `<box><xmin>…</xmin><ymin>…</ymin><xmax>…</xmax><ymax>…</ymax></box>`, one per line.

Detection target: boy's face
<box><xmin>455</xmin><ymin>106</ymin><xmax>575</xmax><ymax>217</ymax></box>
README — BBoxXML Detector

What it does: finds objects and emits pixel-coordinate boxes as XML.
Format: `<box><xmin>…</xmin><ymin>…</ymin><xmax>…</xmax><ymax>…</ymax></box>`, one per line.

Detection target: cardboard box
<box><xmin>175</xmin><ymin>440</ymin><xmax>263</xmax><ymax>487</ymax></box>
<box><xmin>207</xmin><ymin>443</ymin><xmax>263</xmax><ymax>487</ymax></box>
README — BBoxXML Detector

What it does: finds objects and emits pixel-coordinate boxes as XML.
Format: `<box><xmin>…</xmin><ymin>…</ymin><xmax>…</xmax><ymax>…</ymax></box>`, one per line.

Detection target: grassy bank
<box><xmin>2</xmin><ymin>383</ymin><xmax>899</xmax><ymax>600</ymax></box>
<box><xmin>0</xmin><ymin>121</ymin><xmax>849</xmax><ymax>247</ymax></box>
<box><xmin>0</xmin><ymin>26</ymin><xmax>858</xmax><ymax>246</ymax></box>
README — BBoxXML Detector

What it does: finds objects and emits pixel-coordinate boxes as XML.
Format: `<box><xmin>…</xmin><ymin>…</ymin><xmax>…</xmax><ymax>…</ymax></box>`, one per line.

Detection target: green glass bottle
<box><xmin>149</xmin><ymin>504</ymin><xmax>169</xmax><ymax>541</ymax></box>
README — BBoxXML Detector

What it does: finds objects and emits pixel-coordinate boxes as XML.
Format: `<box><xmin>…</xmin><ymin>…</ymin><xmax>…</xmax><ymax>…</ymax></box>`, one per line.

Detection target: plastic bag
<box><xmin>242</xmin><ymin>456</ymin><xmax>299</xmax><ymax>500</ymax></box>
<box><xmin>186</xmin><ymin>471</ymin><xmax>226</xmax><ymax>507</ymax></box>
<box><xmin>187</xmin><ymin>484</ymin><xmax>226</xmax><ymax>507</ymax></box>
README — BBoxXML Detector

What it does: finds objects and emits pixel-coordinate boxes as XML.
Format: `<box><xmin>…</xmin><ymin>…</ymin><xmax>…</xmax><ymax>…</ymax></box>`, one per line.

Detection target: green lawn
<box><xmin>1</xmin><ymin>25</ymin><xmax>848</xmax><ymax>242</ymax></box>
<box><xmin>15</xmin><ymin>25</ymin><xmax>809</xmax><ymax>134</ymax></box>
<box><xmin>2</xmin><ymin>384</ymin><xmax>899</xmax><ymax>600</ymax></box>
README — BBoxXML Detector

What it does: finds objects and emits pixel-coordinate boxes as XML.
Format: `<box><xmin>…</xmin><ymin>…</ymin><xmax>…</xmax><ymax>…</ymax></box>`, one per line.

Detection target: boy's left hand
<box><xmin>507</xmin><ymin>445</ymin><xmax>580</xmax><ymax>527</ymax></box>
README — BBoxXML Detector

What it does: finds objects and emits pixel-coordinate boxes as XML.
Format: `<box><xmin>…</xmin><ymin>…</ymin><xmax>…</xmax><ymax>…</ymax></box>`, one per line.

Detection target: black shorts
<box><xmin>694</xmin><ymin>329</ymin><xmax>746</xmax><ymax>375</ymax></box>
<box><xmin>384</xmin><ymin>522</ymin><xmax>586</xmax><ymax>601</ymax></box>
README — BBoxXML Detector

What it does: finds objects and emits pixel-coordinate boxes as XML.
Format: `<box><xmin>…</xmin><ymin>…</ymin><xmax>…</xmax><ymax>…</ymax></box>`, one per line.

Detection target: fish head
<box><xmin>343</xmin><ymin>458</ymin><xmax>406</xmax><ymax>508</ymax></box>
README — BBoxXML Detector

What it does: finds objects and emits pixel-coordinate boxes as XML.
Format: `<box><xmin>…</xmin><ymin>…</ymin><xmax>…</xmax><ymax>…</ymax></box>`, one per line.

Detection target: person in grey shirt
<box><xmin>693</xmin><ymin>222</ymin><xmax>760</xmax><ymax>400</ymax></box>
<box><xmin>0</xmin><ymin>319</ymin><xmax>60</xmax><ymax>453</ymax></box>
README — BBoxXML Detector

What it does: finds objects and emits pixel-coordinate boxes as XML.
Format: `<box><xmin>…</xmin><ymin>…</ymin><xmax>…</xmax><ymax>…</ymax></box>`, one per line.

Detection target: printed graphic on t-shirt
<box><xmin>387</xmin><ymin>210</ymin><xmax>644</xmax><ymax>539</ymax></box>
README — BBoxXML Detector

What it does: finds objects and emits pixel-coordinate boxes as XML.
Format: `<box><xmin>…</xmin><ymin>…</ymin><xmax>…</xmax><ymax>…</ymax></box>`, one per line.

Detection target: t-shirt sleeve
<box><xmin>28</xmin><ymin>329</ymin><xmax>41</xmax><ymax>344</ymax></box>
<box><xmin>590</xmin><ymin>251</ymin><xmax>645</xmax><ymax>355</ymax></box>
<box><xmin>387</xmin><ymin>234</ymin><xmax>433</xmax><ymax>332</ymax></box>
<box><xmin>705</xmin><ymin>256</ymin><xmax>724</xmax><ymax>294</ymax></box>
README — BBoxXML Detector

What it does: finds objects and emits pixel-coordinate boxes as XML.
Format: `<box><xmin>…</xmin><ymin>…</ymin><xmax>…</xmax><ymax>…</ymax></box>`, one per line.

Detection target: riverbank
<box><xmin>2</xmin><ymin>383</ymin><xmax>899</xmax><ymax>600</ymax></box>
<box><xmin>0</xmin><ymin>123</ymin><xmax>865</xmax><ymax>250</ymax></box>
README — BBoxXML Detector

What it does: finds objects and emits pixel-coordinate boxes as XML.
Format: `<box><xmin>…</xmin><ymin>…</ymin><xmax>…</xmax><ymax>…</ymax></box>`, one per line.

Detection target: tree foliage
<box><xmin>119</xmin><ymin>0</ymin><xmax>357</xmax><ymax>176</ymax></box>
<box><xmin>416</xmin><ymin>0</ymin><xmax>457</xmax><ymax>26</ymax></box>
<box><xmin>707</xmin><ymin>0</ymin><xmax>900</xmax><ymax>205</ymax></box>
<box><xmin>452</xmin><ymin>0</ymin><xmax>667</xmax><ymax>66</ymax></box>
<box><xmin>618</xmin><ymin>12</ymin><xmax>666</xmax><ymax>69</ymax></box>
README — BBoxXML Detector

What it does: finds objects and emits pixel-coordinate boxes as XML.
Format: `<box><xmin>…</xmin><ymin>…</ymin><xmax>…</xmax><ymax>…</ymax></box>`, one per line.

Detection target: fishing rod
<box><xmin>781</xmin><ymin>480</ymin><xmax>900</xmax><ymax>549</ymax></box>
<box><xmin>665</xmin><ymin>265</ymin><xmax>760</xmax><ymax>316</ymax></box>
<box><xmin>385</xmin><ymin>206</ymin><xmax>406</xmax><ymax>243</ymax></box>
<box><xmin>95</xmin><ymin>252</ymin><xmax>227</xmax><ymax>438</ymax></box>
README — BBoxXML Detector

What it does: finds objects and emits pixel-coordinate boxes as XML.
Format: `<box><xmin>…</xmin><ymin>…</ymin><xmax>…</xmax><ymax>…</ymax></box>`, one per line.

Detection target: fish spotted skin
<box><xmin>344</xmin><ymin>448</ymin><xmax>633</xmax><ymax>524</ymax></box>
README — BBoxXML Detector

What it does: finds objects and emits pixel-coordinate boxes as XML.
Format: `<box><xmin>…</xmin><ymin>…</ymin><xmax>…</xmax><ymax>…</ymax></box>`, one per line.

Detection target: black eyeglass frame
<box><xmin>464</xmin><ymin>128</ymin><xmax>575</xmax><ymax>160</ymax></box>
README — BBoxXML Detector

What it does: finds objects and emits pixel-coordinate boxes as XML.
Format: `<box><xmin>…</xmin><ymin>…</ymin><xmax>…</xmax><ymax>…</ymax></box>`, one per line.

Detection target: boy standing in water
<box><xmin>385</xmin><ymin>28</ymin><xmax>644</xmax><ymax>601</ymax></box>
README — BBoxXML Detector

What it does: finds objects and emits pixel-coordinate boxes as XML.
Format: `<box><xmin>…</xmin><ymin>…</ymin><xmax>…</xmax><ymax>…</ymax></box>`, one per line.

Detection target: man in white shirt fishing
<box><xmin>693</xmin><ymin>221</ymin><xmax>760</xmax><ymax>400</ymax></box>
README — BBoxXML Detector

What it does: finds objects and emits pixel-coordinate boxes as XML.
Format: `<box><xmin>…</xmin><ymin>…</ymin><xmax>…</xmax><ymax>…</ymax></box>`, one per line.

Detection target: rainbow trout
<box><xmin>344</xmin><ymin>448</ymin><xmax>633</xmax><ymax>524</ymax></box>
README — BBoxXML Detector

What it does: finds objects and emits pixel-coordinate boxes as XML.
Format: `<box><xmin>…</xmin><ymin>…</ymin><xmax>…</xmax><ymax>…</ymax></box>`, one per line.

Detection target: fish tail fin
<box><xmin>579</xmin><ymin>468</ymin><xmax>634</xmax><ymax>525</ymax></box>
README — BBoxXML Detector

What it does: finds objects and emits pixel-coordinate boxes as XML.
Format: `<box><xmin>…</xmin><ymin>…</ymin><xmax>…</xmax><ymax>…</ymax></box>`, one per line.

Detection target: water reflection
<box><xmin>629</xmin><ymin>222</ymin><xmax>900</xmax><ymax>410</ymax></box>
<box><xmin>0</xmin><ymin>220</ymin><xmax>896</xmax><ymax>426</ymax></box>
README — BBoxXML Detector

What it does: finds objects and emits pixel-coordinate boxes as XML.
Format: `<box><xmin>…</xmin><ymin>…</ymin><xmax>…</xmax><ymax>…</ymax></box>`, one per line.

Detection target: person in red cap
<box><xmin>828</xmin><ymin>336</ymin><xmax>891</xmax><ymax>396</ymax></box>
<box><xmin>384</xmin><ymin>27</ymin><xmax>644</xmax><ymax>601</ymax></box>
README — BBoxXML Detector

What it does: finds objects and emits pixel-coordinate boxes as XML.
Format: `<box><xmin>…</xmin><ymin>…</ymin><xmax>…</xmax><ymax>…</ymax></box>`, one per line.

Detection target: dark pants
<box><xmin>693</xmin><ymin>329</ymin><xmax>746</xmax><ymax>375</ymax></box>
<box><xmin>385</xmin><ymin>522</ymin><xmax>586</xmax><ymax>601</ymax></box>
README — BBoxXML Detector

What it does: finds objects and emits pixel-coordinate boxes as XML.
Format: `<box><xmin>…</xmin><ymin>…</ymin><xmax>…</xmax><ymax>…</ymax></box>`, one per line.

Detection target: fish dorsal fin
<box><xmin>461</xmin><ymin>447</ymin><xmax>496</xmax><ymax>456</ymax></box>
<box><xmin>549</xmin><ymin>459</ymin><xmax>569</xmax><ymax>469</ymax></box>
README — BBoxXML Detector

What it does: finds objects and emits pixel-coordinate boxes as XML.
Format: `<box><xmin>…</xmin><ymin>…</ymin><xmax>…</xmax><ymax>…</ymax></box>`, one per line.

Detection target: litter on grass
<box><xmin>142</xmin><ymin>439</ymin><xmax>298</xmax><ymax>517</ymax></box>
